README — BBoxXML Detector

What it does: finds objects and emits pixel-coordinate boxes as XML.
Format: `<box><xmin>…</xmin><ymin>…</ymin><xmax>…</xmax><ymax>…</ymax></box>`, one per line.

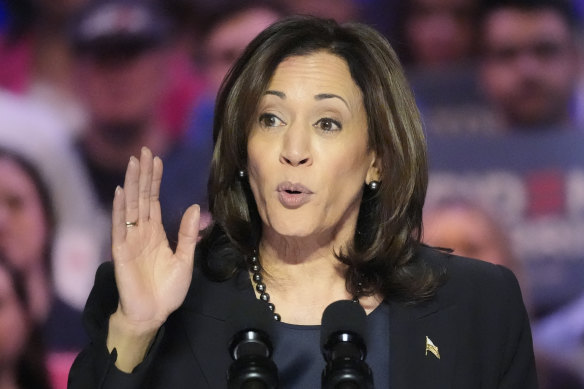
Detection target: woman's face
<box><xmin>0</xmin><ymin>158</ymin><xmax>49</xmax><ymax>271</ymax></box>
<box><xmin>247</xmin><ymin>52</ymin><xmax>378</xmax><ymax>243</ymax></box>
<box><xmin>0</xmin><ymin>266</ymin><xmax>29</xmax><ymax>367</ymax></box>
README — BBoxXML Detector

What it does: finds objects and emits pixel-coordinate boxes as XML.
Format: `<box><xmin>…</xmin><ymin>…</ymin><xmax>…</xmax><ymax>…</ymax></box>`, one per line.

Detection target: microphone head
<box><xmin>227</xmin><ymin>296</ymin><xmax>275</xmax><ymax>360</ymax></box>
<box><xmin>320</xmin><ymin>300</ymin><xmax>367</xmax><ymax>360</ymax></box>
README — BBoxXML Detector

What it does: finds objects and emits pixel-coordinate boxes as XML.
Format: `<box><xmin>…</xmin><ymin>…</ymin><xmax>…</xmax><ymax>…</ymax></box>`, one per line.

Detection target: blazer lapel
<box><xmin>180</xmin><ymin>270</ymin><xmax>256</xmax><ymax>388</ymax></box>
<box><xmin>389</xmin><ymin>298</ymin><xmax>460</xmax><ymax>389</ymax></box>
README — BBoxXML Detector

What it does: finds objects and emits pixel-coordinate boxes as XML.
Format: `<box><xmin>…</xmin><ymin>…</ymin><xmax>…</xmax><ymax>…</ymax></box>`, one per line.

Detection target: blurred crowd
<box><xmin>0</xmin><ymin>0</ymin><xmax>583</xmax><ymax>388</ymax></box>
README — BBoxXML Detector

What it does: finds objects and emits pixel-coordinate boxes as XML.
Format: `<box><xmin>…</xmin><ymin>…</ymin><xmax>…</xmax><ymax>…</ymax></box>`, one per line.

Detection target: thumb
<box><xmin>175</xmin><ymin>204</ymin><xmax>201</xmax><ymax>263</ymax></box>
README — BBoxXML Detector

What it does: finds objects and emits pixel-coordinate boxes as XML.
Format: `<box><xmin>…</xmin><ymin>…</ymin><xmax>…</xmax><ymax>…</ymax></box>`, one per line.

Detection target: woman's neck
<box><xmin>259</xmin><ymin>231</ymin><xmax>347</xmax><ymax>287</ymax></box>
<box><xmin>256</xmin><ymin>233</ymin><xmax>381</xmax><ymax>325</ymax></box>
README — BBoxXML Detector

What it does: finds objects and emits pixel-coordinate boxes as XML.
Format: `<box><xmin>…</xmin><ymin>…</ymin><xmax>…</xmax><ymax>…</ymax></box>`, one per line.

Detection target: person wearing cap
<box><xmin>70</xmin><ymin>0</ymin><xmax>210</xmax><ymax>246</ymax></box>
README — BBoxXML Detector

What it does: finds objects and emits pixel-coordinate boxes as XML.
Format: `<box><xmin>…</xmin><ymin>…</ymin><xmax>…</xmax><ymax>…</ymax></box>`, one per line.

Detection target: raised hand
<box><xmin>107</xmin><ymin>147</ymin><xmax>200</xmax><ymax>371</ymax></box>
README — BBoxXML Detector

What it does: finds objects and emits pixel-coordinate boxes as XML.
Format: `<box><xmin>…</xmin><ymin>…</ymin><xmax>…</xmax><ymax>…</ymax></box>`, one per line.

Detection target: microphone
<box><xmin>226</xmin><ymin>297</ymin><xmax>279</xmax><ymax>389</ymax></box>
<box><xmin>320</xmin><ymin>300</ymin><xmax>373</xmax><ymax>389</ymax></box>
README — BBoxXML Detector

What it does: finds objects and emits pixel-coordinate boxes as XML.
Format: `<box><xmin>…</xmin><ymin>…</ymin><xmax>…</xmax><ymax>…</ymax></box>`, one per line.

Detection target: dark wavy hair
<box><xmin>199</xmin><ymin>15</ymin><xmax>443</xmax><ymax>303</ymax></box>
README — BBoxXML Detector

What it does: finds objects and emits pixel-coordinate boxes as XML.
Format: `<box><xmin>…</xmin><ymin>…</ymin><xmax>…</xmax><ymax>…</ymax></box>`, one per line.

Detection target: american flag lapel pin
<box><xmin>425</xmin><ymin>336</ymin><xmax>440</xmax><ymax>359</ymax></box>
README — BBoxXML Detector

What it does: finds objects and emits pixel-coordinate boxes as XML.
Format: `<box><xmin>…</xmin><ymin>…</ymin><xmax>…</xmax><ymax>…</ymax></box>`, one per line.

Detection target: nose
<box><xmin>279</xmin><ymin>123</ymin><xmax>312</xmax><ymax>167</ymax></box>
<box><xmin>515</xmin><ymin>51</ymin><xmax>542</xmax><ymax>77</ymax></box>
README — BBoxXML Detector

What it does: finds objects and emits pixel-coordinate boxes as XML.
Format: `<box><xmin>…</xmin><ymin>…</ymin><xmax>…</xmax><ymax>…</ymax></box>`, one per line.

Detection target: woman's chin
<box><xmin>271</xmin><ymin>226</ymin><xmax>315</xmax><ymax>240</ymax></box>
<box><xmin>266</xmin><ymin>218</ymin><xmax>321</xmax><ymax>241</ymax></box>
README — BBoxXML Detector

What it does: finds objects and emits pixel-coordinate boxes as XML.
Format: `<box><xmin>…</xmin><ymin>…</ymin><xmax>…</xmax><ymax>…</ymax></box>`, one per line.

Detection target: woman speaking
<box><xmin>68</xmin><ymin>16</ymin><xmax>537</xmax><ymax>388</ymax></box>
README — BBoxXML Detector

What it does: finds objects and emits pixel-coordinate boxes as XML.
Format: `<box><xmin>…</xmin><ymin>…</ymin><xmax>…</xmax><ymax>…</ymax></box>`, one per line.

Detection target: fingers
<box><xmin>149</xmin><ymin>156</ymin><xmax>163</xmax><ymax>224</ymax></box>
<box><xmin>175</xmin><ymin>205</ymin><xmax>201</xmax><ymax>264</ymax></box>
<box><xmin>112</xmin><ymin>186</ymin><xmax>127</xmax><ymax>247</ymax></box>
<box><xmin>138</xmin><ymin>148</ymin><xmax>153</xmax><ymax>223</ymax></box>
<box><xmin>122</xmin><ymin>147</ymin><xmax>158</xmax><ymax>226</ymax></box>
<box><xmin>123</xmin><ymin>156</ymin><xmax>140</xmax><ymax>225</ymax></box>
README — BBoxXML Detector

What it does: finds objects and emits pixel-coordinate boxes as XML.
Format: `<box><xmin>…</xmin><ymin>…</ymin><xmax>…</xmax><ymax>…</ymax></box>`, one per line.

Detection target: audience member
<box><xmin>0</xmin><ymin>146</ymin><xmax>90</xmax><ymax>352</ymax></box>
<box><xmin>423</xmin><ymin>197</ymin><xmax>584</xmax><ymax>389</ymax></box>
<box><xmin>0</xmin><ymin>0</ymin><xmax>204</xmax><ymax>141</ymax></box>
<box><xmin>396</xmin><ymin>0</ymin><xmax>481</xmax><ymax>70</ymax></box>
<box><xmin>423</xmin><ymin>198</ymin><xmax>520</xmax><ymax>276</ymax></box>
<box><xmin>0</xmin><ymin>147</ymin><xmax>54</xmax><ymax>324</ymax></box>
<box><xmin>478</xmin><ymin>0</ymin><xmax>581</xmax><ymax>132</ymax></box>
<box><xmin>0</xmin><ymin>255</ymin><xmax>52</xmax><ymax>389</ymax></box>
<box><xmin>0</xmin><ymin>90</ymin><xmax>104</xmax><ymax>316</ymax></box>
<box><xmin>70</xmin><ymin>0</ymin><xmax>209</xmax><ymax>242</ymax></box>
<box><xmin>186</xmin><ymin>1</ymin><xmax>285</xmax><ymax>149</ymax></box>
<box><xmin>200</xmin><ymin>2</ymin><xmax>284</xmax><ymax>94</ymax></box>
<box><xmin>394</xmin><ymin>0</ymin><xmax>498</xmax><ymax>136</ymax></box>
<box><xmin>70</xmin><ymin>0</ymin><xmax>175</xmax><ymax>162</ymax></box>
<box><xmin>0</xmin><ymin>90</ymin><xmax>109</xmax><ymax>386</ymax></box>
<box><xmin>0</xmin><ymin>148</ymin><xmax>82</xmax><ymax>389</ymax></box>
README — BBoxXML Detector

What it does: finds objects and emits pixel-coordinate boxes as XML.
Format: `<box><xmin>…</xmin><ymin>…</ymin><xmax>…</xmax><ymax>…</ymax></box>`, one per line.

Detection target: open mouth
<box><xmin>278</xmin><ymin>181</ymin><xmax>313</xmax><ymax>195</ymax></box>
<box><xmin>277</xmin><ymin>182</ymin><xmax>313</xmax><ymax>208</ymax></box>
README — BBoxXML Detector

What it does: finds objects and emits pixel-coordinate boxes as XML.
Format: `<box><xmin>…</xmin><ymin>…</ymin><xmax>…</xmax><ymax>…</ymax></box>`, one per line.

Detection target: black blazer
<box><xmin>68</xmin><ymin>245</ymin><xmax>537</xmax><ymax>388</ymax></box>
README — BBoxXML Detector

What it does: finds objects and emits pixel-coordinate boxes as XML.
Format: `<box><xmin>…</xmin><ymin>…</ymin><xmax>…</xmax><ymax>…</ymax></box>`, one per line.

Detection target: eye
<box><xmin>313</xmin><ymin>118</ymin><xmax>342</xmax><ymax>132</ymax></box>
<box><xmin>258</xmin><ymin>113</ymin><xmax>286</xmax><ymax>128</ymax></box>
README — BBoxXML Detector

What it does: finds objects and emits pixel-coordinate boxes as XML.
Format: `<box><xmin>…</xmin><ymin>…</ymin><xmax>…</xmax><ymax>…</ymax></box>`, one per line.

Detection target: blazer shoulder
<box><xmin>418</xmin><ymin>244</ymin><xmax>518</xmax><ymax>284</ymax></box>
<box><xmin>416</xmin><ymin>244</ymin><xmax>524</xmax><ymax>307</ymax></box>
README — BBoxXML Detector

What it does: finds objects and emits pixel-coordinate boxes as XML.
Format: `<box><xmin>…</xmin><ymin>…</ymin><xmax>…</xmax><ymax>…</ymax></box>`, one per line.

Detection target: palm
<box><xmin>111</xmin><ymin>147</ymin><xmax>200</xmax><ymax>328</ymax></box>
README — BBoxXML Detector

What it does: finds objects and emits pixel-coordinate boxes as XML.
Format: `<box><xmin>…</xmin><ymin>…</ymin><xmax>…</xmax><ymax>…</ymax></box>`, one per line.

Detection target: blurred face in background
<box><xmin>76</xmin><ymin>47</ymin><xmax>170</xmax><ymax>132</ymax></box>
<box><xmin>405</xmin><ymin>0</ymin><xmax>478</xmax><ymax>67</ymax></box>
<box><xmin>203</xmin><ymin>7</ymin><xmax>281</xmax><ymax>94</ymax></box>
<box><xmin>423</xmin><ymin>205</ymin><xmax>509</xmax><ymax>267</ymax></box>
<box><xmin>0</xmin><ymin>158</ymin><xmax>48</xmax><ymax>272</ymax></box>
<box><xmin>480</xmin><ymin>8</ymin><xmax>578</xmax><ymax>128</ymax></box>
<box><xmin>0</xmin><ymin>265</ymin><xmax>29</xmax><ymax>369</ymax></box>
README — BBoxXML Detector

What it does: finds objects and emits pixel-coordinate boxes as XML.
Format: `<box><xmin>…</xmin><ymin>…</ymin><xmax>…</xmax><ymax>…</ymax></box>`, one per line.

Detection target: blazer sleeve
<box><xmin>496</xmin><ymin>265</ymin><xmax>538</xmax><ymax>388</ymax></box>
<box><xmin>67</xmin><ymin>262</ymin><xmax>166</xmax><ymax>389</ymax></box>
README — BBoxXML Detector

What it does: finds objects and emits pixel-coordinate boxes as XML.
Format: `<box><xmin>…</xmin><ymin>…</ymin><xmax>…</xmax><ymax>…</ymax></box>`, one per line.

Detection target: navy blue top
<box><xmin>272</xmin><ymin>301</ymin><xmax>390</xmax><ymax>388</ymax></box>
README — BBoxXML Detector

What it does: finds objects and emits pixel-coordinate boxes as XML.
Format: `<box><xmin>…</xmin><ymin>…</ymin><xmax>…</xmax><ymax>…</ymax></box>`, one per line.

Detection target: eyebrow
<box><xmin>264</xmin><ymin>90</ymin><xmax>350</xmax><ymax>110</ymax></box>
<box><xmin>264</xmin><ymin>90</ymin><xmax>286</xmax><ymax>98</ymax></box>
<box><xmin>315</xmin><ymin>93</ymin><xmax>349</xmax><ymax>110</ymax></box>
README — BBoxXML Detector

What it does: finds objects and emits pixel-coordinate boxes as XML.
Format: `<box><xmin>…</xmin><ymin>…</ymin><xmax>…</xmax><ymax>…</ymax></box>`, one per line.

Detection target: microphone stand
<box><xmin>321</xmin><ymin>300</ymin><xmax>373</xmax><ymax>389</ymax></box>
<box><xmin>227</xmin><ymin>329</ymin><xmax>279</xmax><ymax>389</ymax></box>
<box><xmin>226</xmin><ymin>298</ymin><xmax>279</xmax><ymax>389</ymax></box>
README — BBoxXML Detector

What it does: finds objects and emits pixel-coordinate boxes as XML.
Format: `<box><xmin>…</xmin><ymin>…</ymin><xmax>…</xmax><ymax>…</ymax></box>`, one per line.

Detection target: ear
<box><xmin>365</xmin><ymin>152</ymin><xmax>381</xmax><ymax>185</ymax></box>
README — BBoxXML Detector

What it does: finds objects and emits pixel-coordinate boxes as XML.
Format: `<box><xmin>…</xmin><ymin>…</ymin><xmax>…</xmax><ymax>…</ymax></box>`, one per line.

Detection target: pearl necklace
<box><xmin>247</xmin><ymin>250</ymin><xmax>362</xmax><ymax>321</ymax></box>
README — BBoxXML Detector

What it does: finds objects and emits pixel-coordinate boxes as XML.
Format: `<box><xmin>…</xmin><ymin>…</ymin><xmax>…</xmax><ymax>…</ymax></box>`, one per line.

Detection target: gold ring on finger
<box><xmin>125</xmin><ymin>221</ymin><xmax>138</xmax><ymax>228</ymax></box>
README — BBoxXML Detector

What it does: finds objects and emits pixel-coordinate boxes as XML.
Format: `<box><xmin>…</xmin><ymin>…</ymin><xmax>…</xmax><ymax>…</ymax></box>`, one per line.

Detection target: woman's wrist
<box><xmin>106</xmin><ymin>310</ymin><xmax>161</xmax><ymax>373</ymax></box>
